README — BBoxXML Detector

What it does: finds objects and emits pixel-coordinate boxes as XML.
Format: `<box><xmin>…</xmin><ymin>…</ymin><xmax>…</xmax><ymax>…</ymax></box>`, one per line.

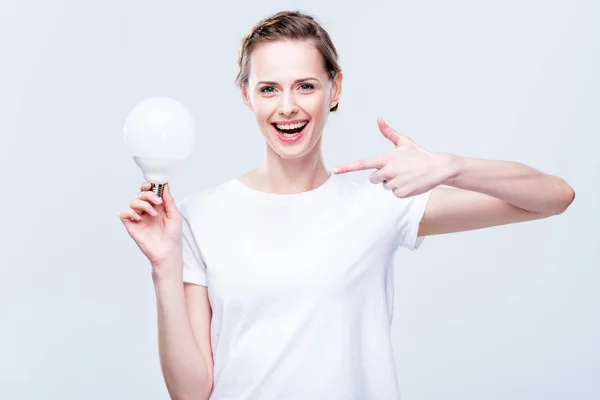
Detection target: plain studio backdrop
<box><xmin>1</xmin><ymin>0</ymin><xmax>597</xmax><ymax>399</ymax></box>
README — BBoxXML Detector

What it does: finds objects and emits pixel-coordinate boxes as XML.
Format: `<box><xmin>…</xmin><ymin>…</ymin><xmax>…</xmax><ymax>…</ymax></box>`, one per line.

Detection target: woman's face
<box><xmin>242</xmin><ymin>40</ymin><xmax>342</xmax><ymax>160</ymax></box>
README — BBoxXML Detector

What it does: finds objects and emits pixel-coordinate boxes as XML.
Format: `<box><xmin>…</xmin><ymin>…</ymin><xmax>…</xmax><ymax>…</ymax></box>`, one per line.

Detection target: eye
<box><xmin>259</xmin><ymin>86</ymin><xmax>276</xmax><ymax>93</ymax></box>
<box><xmin>299</xmin><ymin>83</ymin><xmax>314</xmax><ymax>91</ymax></box>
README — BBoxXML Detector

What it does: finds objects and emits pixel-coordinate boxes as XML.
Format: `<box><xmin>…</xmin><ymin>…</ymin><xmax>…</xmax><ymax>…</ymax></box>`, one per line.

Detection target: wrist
<box><xmin>151</xmin><ymin>255</ymin><xmax>183</xmax><ymax>284</ymax></box>
<box><xmin>439</xmin><ymin>153</ymin><xmax>464</xmax><ymax>187</ymax></box>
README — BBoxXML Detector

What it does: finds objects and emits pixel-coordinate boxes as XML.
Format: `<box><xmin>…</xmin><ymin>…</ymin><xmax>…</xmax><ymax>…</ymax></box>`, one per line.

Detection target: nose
<box><xmin>277</xmin><ymin>92</ymin><xmax>298</xmax><ymax>116</ymax></box>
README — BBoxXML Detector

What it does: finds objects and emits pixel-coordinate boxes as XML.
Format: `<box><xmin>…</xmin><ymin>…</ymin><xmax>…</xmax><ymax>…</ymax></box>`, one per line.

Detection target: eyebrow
<box><xmin>256</xmin><ymin>77</ymin><xmax>320</xmax><ymax>86</ymax></box>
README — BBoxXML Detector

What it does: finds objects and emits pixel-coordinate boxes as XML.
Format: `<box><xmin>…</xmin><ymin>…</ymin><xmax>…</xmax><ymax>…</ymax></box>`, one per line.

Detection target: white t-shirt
<box><xmin>178</xmin><ymin>171</ymin><xmax>432</xmax><ymax>400</ymax></box>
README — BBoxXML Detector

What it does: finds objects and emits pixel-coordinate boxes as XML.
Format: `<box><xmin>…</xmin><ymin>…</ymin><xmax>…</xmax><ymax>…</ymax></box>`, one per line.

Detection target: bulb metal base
<box><xmin>151</xmin><ymin>183</ymin><xmax>166</xmax><ymax>197</ymax></box>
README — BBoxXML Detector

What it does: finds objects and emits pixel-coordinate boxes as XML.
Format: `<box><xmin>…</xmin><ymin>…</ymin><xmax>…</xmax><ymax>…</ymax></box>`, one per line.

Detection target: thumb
<box><xmin>378</xmin><ymin>118</ymin><xmax>400</xmax><ymax>146</ymax></box>
<box><xmin>378</xmin><ymin>118</ymin><xmax>411</xmax><ymax>147</ymax></box>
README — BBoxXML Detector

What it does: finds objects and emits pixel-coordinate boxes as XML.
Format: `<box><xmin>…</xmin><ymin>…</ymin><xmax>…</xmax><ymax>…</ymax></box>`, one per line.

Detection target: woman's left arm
<box><xmin>333</xmin><ymin>118</ymin><xmax>576</xmax><ymax>237</ymax></box>
<box><xmin>416</xmin><ymin>155</ymin><xmax>575</xmax><ymax>236</ymax></box>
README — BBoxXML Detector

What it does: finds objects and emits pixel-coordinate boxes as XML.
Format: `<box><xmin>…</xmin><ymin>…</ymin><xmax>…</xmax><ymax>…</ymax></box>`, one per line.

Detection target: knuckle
<box><xmin>146</xmin><ymin>192</ymin><xmax>161</xmax><ymax>203</ymax></box>
<box><xmin>130</xmin><ymin>199</ymin><xmax>145</xmax><ymax>209</ymax></box>
<box><xmin>382</xmin><ymin>169</ymin><xmax>395</xmax><ymax>179</ymax></box>
<box><xmin>393</xmin><ymin>188</ymin><xmax>407</xmax><ymax>198</ymax></box>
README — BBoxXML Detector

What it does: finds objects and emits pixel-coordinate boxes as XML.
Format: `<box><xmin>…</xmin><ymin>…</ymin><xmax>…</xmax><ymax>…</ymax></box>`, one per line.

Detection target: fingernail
<box><xmin>332</xmin><ymin>167</ymin><xmax>340</xmax><ymax>173</ymax></box>
<box><xmin>154</xmin><ymin>196</ymin><xmax>162</xmax><ymax>203</ymax></box>
<box><xmin>149</xmin><ymin>208</ymin><xmax>158</xmax><ymax>216</ymax></box>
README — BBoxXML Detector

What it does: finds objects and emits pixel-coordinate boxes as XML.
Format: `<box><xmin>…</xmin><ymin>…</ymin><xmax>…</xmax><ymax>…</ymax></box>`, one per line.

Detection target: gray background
<box><xmin>1</xmin><ymin>0</ymin><xmax>597</xmax><ymax>399</ymax></box>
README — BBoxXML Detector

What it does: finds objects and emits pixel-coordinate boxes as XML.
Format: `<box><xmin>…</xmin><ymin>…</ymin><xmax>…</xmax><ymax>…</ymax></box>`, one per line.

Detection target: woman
<box><xmin>119</xmin><ymin>11</ymin><xmax>575</xmax><ymax>400</ymax></box>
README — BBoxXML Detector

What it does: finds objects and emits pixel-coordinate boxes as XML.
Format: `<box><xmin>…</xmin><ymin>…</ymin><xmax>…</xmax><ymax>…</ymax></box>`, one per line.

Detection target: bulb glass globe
<box><xmin>124</xmin><ymin>97</ymin><xmax>196</xmax><ymax>196</ymax></box>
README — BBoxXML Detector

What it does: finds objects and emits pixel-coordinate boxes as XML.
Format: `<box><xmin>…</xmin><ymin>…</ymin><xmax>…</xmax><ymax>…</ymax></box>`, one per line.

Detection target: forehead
<box><xmin>249</xmin><ymin>40</ymin><xmax>327</xmax><ymax>82</ymax></box>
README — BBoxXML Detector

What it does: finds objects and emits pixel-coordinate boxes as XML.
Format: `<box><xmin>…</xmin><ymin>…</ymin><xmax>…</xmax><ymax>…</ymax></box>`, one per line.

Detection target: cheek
<box><xmin>252</xmin><ymin>98</ymin><xmax>275</xmax><ymax>119</ymax></box>
<box><xmin>299</xmin><ymin>93</ymin><xmax>329</xmax><ymax>115</ymax></box>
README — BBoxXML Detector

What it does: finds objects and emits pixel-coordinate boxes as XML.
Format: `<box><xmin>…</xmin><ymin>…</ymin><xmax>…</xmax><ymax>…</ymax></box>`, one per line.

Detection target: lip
<box><xmin>271</xmin><ymin>120</ymin><xmax>309</xmax><ymax>143</ymax></box>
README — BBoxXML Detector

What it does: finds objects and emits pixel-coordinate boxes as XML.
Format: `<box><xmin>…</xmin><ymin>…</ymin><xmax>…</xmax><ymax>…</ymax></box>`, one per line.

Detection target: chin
<box><xmin>275</xmin><ymin>147</ymin><xmax>312</xmax><ymax>160</ymax></box>
<box><xmin>269</xmin><ymin>140</ymin><xmax>311</xmax><ymax>159</ymax></box>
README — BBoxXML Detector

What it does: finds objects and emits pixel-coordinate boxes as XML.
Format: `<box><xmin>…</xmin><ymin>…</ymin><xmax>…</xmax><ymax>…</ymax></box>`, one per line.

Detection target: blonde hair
<box><xmin>235</xmin><ymin>11</ymin><xmax>342</xmax><ymax>112</ymax></box>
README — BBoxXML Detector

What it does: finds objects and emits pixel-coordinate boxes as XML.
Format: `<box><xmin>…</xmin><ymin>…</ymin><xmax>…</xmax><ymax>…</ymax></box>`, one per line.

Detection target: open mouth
<box><xmin>272</xmin><ymin>121</ymin><xmax>309</xmax><ymax>137</ymax></box>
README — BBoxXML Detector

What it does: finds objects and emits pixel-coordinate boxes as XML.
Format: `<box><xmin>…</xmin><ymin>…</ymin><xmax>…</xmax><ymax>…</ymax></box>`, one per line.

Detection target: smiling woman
<box><xmin>118</xmin><ymin>9</ymin><xmax>575</xmax><ymax>400</ymax></box>
<box><xmin>238</xmin><ymin>38</ymin><xmax>342</xmax><ymax>164</ymax></box>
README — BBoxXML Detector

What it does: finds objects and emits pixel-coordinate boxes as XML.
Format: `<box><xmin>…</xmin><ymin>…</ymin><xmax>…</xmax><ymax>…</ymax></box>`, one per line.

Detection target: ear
<box><xmin>241</xmin><ymin>86</ymin><xmax>253</xmax><ymax>111</ymax></box>
<box><xmin>329</xmin><ymin>72</ymin><xmax>343</xmax><ymax>110</ymax></box>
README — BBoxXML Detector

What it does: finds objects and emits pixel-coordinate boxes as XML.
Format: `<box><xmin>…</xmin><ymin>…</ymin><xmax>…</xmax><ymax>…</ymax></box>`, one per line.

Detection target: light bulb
<box><xmin>124</xmin><ymin>97</ymin><xmax>196</xmax><ymax>197</ymax></box>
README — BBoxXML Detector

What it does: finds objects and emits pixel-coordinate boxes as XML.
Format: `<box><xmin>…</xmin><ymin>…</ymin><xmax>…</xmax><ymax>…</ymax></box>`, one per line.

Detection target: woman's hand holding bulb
<box><xmin>119</xmin><ymin>182</ymin><xmax>183</xmax><ymax>280</ymax></box>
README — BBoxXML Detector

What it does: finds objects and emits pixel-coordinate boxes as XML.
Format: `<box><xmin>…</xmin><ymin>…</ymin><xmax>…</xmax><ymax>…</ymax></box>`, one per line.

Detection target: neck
<box><xmin>248</xmin><ymin>139</ymin><xmax>330</xmax><ymax>194</ymax></box>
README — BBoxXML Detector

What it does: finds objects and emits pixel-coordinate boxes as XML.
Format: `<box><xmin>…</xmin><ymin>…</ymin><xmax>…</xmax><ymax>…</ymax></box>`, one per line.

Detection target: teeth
<box><xmin>275</xmin><ymin>121</ymin><xmax>307</xmax><ymax>130</ymax></box>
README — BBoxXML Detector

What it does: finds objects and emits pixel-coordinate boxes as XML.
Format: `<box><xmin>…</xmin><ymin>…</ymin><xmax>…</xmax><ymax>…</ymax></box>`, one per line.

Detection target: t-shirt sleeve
<box><xmin>364</xmin><ymin>181</ymin><xmax>433</xmax><ymax>251</ymax></box>
<box><xmin>396</xmin><ymin>189</ymin><xmax>433</xmax><ymax>251</ymax></box>
<box><xmin>178</xmin><ymin>199</ymin><xmax>208</xmax><ymax>286</ymax></box>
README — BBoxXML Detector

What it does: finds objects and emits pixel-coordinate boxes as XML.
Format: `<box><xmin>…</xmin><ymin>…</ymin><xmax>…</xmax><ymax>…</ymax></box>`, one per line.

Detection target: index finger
<box><xmin>333</xmin><ymin>158</ymin><xmax>383</xmax><ymax>174</ymax></box>
<box><xmin>140</xmin><ymin>181</ymin><xmax>152</xmax><ymax>191</ymax></box>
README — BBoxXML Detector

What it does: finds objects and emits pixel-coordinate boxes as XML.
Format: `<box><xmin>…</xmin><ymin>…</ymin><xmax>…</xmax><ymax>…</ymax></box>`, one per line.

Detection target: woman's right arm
<box><xmin>119</xmin><ymin>182</ymin><xmax>213</xmax><ymax>399</ymax></box>
<box><xmin>154</xmin><ymin>266</ymin><xmax>213</xmax><ymax>400</ymax></box>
